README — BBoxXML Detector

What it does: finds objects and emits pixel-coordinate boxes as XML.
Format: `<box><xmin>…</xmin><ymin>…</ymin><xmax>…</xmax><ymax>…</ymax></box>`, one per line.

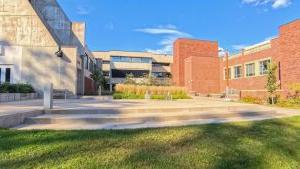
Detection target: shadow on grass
<box><xmin>0</xmin><ymin>117</ymin><xmax>299</xmax><ymax>169</ymax></box>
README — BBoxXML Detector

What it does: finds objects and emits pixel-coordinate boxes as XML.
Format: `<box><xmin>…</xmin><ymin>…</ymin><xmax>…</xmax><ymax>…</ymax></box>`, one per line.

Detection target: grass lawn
<box><xmin>1</xmin><ymin>117</ymin><xmax>300</xmax><ymax>169</ymax></box>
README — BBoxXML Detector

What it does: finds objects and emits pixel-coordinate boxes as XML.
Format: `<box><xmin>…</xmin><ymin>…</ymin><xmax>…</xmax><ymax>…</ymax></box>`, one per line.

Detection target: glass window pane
<box><xmin>246</xmin><ymin>63</ymin><xmax>255</xmax><ymax>77</ymax></box>
<box><xmin>120</xmin><ymin>57</ymin><xmax>131</xmax><ymax>62</ymax></box>
<box><xmin>131</xmin><ymin>57</ymin><xmax>142</xmax><ymax>63</ymax></box>
<box><xmin>234</xmin><ymin>66</ymin><xmax>242</xmax><ymax>79</ymax></box>
<box><xmin>111</xmin><ymin>56</ymin><xmax>121</xmax><ymax>62</ymax></box>
<box><xmin>260</xmin><ymin>60</ymin><xmax>270</xmax><ymax>75</ymax></box>
<box><xmin>141</xmin><ymin>58</ymin><xmax>151</xmax><ymax>63</ymax></box>
<box><xmin>5</xmin><ymin>68</ymin><xmax>11</xmax><ymax>83</ymax></box>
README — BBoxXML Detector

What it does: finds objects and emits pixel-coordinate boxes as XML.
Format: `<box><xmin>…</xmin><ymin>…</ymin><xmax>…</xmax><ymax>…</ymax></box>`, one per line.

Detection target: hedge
<box><xmin>0</xmin><ymin>83</ymin><xmax>35</xmax><ymax>93</ymax></box>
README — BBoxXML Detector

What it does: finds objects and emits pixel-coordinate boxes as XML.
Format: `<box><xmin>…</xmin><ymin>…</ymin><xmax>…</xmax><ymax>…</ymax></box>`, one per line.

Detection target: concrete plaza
<box><xmin>0</xmin><ymin>97</ymin><xmax>299</xmax><ymax>129</ymax></box>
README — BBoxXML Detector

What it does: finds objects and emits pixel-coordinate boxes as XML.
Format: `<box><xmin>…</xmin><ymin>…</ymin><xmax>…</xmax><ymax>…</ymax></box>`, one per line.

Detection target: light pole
<box><xmin>225</xmin><ymin>51</ymin><xmax>230</xmax><ymax>101</ymax></box>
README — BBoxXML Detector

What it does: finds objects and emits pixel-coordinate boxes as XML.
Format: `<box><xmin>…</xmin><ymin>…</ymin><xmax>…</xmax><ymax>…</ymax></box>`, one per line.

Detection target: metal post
<box><xmin>225</xmin><ymin>51</ymin><xmax>231</xmax><ymax>101</ymax></box>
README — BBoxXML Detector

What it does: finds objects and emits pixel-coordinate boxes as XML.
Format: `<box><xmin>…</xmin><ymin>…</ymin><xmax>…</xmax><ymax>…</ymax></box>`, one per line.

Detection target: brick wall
<box><xmin>273</xmin><ymin>20</ymin><xmax>300</xmax><ymax>92</ymax></box>
<box><xmin>171</xmin><ymin>19</ymin><xmax>300</xmax><ymax>98</ymax></box>
<box><xmin>185</xmin><ymin>56</ymin><xmax>220</xmax><ymax>94</ymax></box>
<box><xmin>173</xmin><ymin>38</ymin><xmax>219</xmax><ymax>87</ymax></box>
<box><xmin>219</xmin><ymin>48</ymin><xmax>273</xmax><ymax>92</ymax></box>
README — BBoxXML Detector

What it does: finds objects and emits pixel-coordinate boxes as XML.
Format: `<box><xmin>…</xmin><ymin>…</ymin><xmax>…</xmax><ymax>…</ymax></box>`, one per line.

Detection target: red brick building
<box><xmin>172</xmin><ymin>19</ymin><xmax>300</xmax><ymax>98</ymax></box>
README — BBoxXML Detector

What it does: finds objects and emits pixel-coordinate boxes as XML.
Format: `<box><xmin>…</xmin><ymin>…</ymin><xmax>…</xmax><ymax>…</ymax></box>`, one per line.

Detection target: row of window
<box><xmin>224</xmin><ymin>59</ymin><xmax>271</xmax><ymax>80</ymax></box>
<box><xmin>111</xmin><ymin>56</ymin><xmax>151</xmax><ymax>64</ymax></box>
<box><xmin>83</xmin><ymin>55</ymin><xmax>98</xmax><ymax>73</ymax></box>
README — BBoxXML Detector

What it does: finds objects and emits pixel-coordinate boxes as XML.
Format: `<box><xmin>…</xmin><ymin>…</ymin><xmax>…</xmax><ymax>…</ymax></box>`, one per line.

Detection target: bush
<box><xmin>288</xmin><ymin>83</ymin><xmax>300</xmax><ymax>98</ymax></box>
<box><xmin>114</xmin><ymin>84</ymin><xmax>190</xmax><ymax>100</ymax></box>
<box><xmin>0</xmin><ymin>83</ymin><xmax>35</xmax><ymax>93</ymax></box>
<box><xmin>241</xmin><ymin>96</ymin><xmax>264</xmax><ymax>104</ymax></box>
<box><xmin>277</xmin><ymin>98</ymin><xmax>300</xmax><ymax>108</ymax></box>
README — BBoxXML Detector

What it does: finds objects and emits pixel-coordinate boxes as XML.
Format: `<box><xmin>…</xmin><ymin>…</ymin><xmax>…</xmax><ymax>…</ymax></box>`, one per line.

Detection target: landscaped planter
<box><xmin>0</xmin><ymin>93</ymin><xmax>39</xmax><ymax>103</ymax></box>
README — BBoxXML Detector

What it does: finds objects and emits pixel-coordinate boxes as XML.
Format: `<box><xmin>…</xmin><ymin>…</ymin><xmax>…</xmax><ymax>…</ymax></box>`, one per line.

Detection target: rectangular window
<box><xmin>234</xmin><ymin>66</ymin><xmax>242</xmax><ymax>79</ymax></box>
<box><xmin>84</xmin><ymin>56</ymin><xmax>88</xmax><ymax>70</ymax></box>
<box><xmin>120</xmin><ymin>57</ymin><xmax>131</xmax><ymax>62</ymax></box>
<box><xmin>111</xmin><ymin>56</ymin><xmax>151</xmax><ymax>63</ymax></box>
<box><xmin>224</xmin><ymin>68</ymin><xmax>231</xmax><ymax>80</ymax></box>
<box><xmin>131</xmin><ymin>57</ymin><xmax>142</xmax><ymax>63</ymax></box>
<box><xmin>141</xmin><ymin>58</ymin><xmax>151</xmax><ymax>63</ymax></box>
<box><xmin>0</xmin><ymin>68</ymin><xmax>1</xmax><ymax>84</ymax></box>
<box><xmin>0</xmin><ymin>45</ymin><xmax>4</xmax><ymax>56</ymax></box>
<box><xmin>5</xmin><ymin>68</ymin><xmax>11</xmax><ymax>83</ymax></box>
<box><xmin>260</xmin><ymin>59</ymin><xmax>271</xmax><ymax>75</ymax></box>
<box><xmin>102</xmin><ymin>61</ymin><xmax>110</xmax><ymax>64</ymax></box>
<box><xmin>246</xmin><ymin>63</ymin><xmax>255</xmax><ymax>77</ymax></box>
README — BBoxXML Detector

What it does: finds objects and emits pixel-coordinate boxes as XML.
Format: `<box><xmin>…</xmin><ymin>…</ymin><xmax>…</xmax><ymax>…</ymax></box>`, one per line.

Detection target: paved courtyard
<box><xmin>1</xmin><ymin>97</ymin><xmax>299</xmax><ymax>130</ymax></box>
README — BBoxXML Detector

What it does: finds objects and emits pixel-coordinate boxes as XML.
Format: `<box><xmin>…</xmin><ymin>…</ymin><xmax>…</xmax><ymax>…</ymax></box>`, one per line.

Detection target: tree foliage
<box><xmin>266</xmin><ymin>63</ymin><xmax>279</xmax><ymax>104</ymax></box>
<box><xmin>90</xmin><ymin>68</ymin><xmax>107</xmax><ymax>90</ymax></box>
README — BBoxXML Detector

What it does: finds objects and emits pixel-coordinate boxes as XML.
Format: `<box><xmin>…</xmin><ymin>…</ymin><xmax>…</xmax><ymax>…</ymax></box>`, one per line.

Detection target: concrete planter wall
<box><xmin>0</xmin><ymin>93</ymin><xmax>39</xmax><ymax>103</ymax></box>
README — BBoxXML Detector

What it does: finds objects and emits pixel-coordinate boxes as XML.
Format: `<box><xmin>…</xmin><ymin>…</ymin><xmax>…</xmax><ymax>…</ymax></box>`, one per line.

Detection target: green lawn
<box><xmin>1</xmin><ymin>117</ymin><xmax>300</xmax><ymax>169</ymax></box>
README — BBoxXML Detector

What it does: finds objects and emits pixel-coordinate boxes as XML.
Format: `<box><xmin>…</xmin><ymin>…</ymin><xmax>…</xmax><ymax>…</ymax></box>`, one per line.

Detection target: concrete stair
<box><xmin>53</xmin><ymin>89</ymin><xmax>79</xmax><ymax>99</ymax></box>
<box><xmin>17</xmin><ymin>106</ymin><xmax>284</xmax><ymax>130</ymax></box>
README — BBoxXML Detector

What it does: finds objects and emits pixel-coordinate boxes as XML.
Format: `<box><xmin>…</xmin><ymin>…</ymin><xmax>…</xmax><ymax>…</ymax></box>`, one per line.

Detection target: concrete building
<box><xmin>173</xmin><ymin>19</ymin><xmax>300</xmax><ymax>98</ymax></box>
<box><xmin>93</xmin><ymin>51</ymin><xmax>173</xmax><ymax>91</ymax></box>
<box><xmin>0</xmin><ymin>0</ymin><xmax>99</xmax><ymax>96</ymax></box>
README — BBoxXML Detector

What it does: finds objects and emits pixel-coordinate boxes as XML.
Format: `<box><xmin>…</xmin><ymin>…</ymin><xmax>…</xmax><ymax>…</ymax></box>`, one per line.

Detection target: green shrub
<box><xmin>113</xmin><ymin>92</ymin><xmax>144</xmax><ymax>100</ymax></box>
<box><xmin>0</xmin><ymin>83</ymin><xmax>35</xmax><ymax>93</ymax></box>
<box><xmin>277</xmin><ymin>98</ymin><xmax>300</xmax><ymax>108</ymax></box>
<box><xmin>151</xmin><ymin>95</ymin><xmax>166</xmax><ymax>100</ymax></box>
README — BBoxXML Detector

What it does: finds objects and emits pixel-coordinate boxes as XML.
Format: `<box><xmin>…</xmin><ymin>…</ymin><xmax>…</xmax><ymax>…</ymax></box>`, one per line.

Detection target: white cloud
<box><xmin>135</xmin><ymin>25</ymin><xmax>192</xmax><ymax>54</ymax></box>
<box><xmin>76</xmin><ymin>6</ymin><xmax>90</xmax><ymax>15</ymax></box>
<box><xmin>242</xmin><ymin>0</ymin><xmax>291</xmax><ymax>9</ymax></box>
<box><xmin>218</xmin><ymin>47</ymin><xmax>226</xmax><ymax>57</ymax></box>
<box><xmin>232</xmin><ymin>44</ymin><xmax>248</xmax><ymax>50</ymax></box>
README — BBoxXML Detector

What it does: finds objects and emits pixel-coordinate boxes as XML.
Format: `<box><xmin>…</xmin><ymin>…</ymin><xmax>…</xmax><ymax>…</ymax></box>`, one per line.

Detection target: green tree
<box><xmin>266</xmin><ymin>63</ymin><xmax>279</xmax><ymax>104</ymax></box>
<box><xmin>124</xmin><ymin>73</ymin><xmax>136</xmax><ymax>85</ymax></box>
<box><xmin>90</xmin><ymin>68</ymin><xmax>107</xmax><ymax>91</ymax></box>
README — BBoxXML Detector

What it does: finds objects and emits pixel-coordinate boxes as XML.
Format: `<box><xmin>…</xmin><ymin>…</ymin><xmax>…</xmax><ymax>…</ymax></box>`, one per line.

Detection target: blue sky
<box><xmin>57</xmin><ymin>0</ymin><xmax>300</xmax><ymax>54</ymax></box>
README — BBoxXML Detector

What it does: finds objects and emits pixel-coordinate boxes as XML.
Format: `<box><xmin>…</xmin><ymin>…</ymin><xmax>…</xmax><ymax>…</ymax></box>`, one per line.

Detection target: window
<box><xmin>84</xmin><ymin>55</ymin><xmax>88</xmax><ymax>70</ymax></box>
<box><xmin>152</xmin><ymin>62</ymin><xmax>170</xmax><ymax>67</ymax></box>
<box><xmin>0</xmin><ymin>68</ymin><xmax>1</xmax><ymax>84</ymax></box>
<box><xmin>224</xmin><ymin>68</ymin><xmax>231</xmax><ymax>80</ymax></box>
<box><xmin>152</xmin><ymin>72</ymin><xmax>171</xmax><ymax>78</ymax></box>
<box><xmin>111</xmin><ymin>56</ymin><xmax>121</xmax><ymax>62</ymax></box>
<box><xmin>111</xmin><ymin>69</ymin><xmax>149</xmax><ymax>78</ymax></box>
<box><xmin>0</xmin><ymin>45</ymin><xmax>4</xmax><ymax>56</ymax></box>
<box><xmin>246</xmin><ymin>63</ymin><xmax>255</xmax><ymax>77</ymax></box>
<box><xmin>5</xmin><ymin>68</ymin><xmax>11</xmax><ymax>83</ymax></box>
<box><xmin>102</xmin><ymin>61</ymin><xmax>110</xmax><ymax>64</ymax></box>
<box><xmin>234</xmin><ymin>66</ymin><xmax>242</xmax><ymax>79</ymax></box>
<box><xmin>120</xmin><ymin>57</ymin><xmax>131</xmax><ymax>62</ymax></box>
<box><xmin>111</xmin><ymin>56</ymin><xmax>151</xmax><ymax>63</ymax></box>
<box><xmin>131</xmin><ymin>57</ymin><xmax>142</xmax><ymax>63</ymax></box>
<box><xmin>260</xmin><ymin>59</ymin><xmax>271</xmax><ymax>75</ymax></box>
<box><xmin>141</xmin><ymin>58</ymin><xmax>151</xmax><ymax>63</ymax></box>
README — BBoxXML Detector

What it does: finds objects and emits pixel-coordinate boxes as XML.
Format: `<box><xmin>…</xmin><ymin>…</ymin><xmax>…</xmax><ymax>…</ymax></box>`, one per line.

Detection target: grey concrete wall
<box><xmin>0</xmin><ymin>0</ymin><xmax>58</xmax><ymax>47</ymax></box>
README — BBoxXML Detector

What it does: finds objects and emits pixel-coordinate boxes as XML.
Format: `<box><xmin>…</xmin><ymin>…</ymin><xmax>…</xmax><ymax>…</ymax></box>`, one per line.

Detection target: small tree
<box><xmin>90</xmin><ymin>68</ymin><xmax>107</xmax><ymax>92</ymax></box>
<box><xmin>124</xmin><ymin>73</ymin><xmax>136</xmax><ymax>85</ymax></box>
<box><xmin>266</xmin><ymin>63</ymin><xmax>279</xmax><ymax>104</ymax></box>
